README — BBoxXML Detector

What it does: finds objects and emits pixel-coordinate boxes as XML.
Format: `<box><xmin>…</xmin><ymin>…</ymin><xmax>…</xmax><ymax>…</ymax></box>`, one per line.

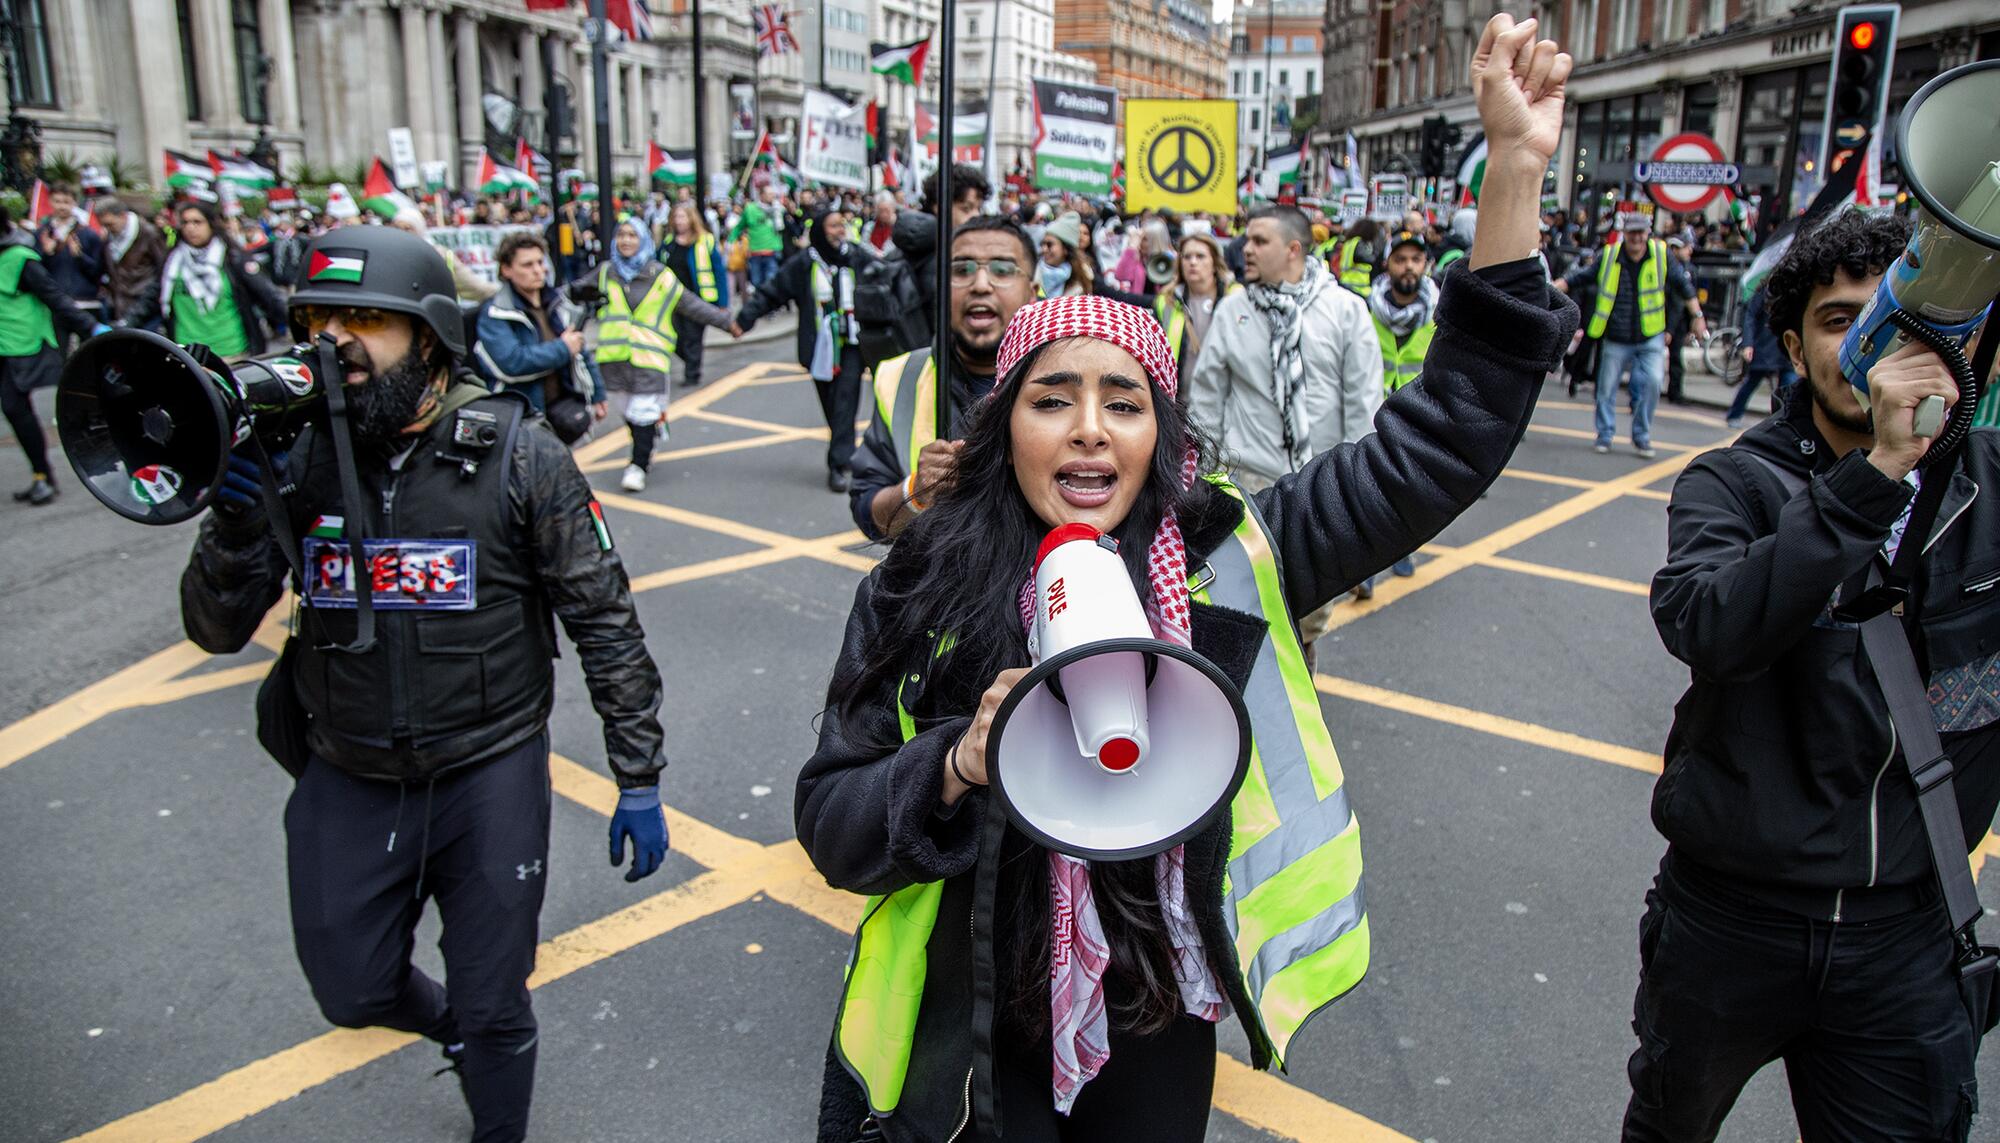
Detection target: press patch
<box><xmin>303</xmin><ymin>538</ymin><xmax>476</xmax><ymax>610</ymax></box>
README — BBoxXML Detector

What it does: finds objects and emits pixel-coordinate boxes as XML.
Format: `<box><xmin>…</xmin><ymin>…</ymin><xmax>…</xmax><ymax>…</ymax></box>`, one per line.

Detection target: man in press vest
<box><xmin>1557</xmin><ymin>209</ymin><xmax>1706</xmax><ymax>457</ymax></box>
<box><xmin>180</xmin><ymin>226</ymin><xmax>672</xmax><ymax>1143</ymax></box>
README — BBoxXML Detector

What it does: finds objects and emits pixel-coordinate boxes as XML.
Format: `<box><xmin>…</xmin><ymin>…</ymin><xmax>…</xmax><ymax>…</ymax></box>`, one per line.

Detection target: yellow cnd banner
<box><xmin>1125</xmin><ymin>100</ymin><xmax>1239</xmax><ymax>215</ymax></box>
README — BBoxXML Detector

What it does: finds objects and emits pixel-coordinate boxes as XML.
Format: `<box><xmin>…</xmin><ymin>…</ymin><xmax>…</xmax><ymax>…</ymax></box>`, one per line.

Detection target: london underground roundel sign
<box><xmin>1632</xmin><ymin>133</ymin><xmax>1740</xmax><ymax>212</ymax></box>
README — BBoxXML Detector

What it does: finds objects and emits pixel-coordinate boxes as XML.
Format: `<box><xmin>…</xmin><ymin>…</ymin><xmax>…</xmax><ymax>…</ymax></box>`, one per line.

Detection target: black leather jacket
<box><xmin>181</xmin><ymin>379</ymin><xmax>667</xmax><ymax>786</ymax></box>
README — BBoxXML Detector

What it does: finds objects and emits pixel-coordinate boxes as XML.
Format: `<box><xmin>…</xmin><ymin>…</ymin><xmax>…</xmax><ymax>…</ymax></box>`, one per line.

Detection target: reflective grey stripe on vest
<box><xmin>886</xmin><ymin>349</ymin><xmax>933</xmax><ymax>476</ymax></box>
<box><xmin>1203</xmin><ymin>492</ymin><xmax>1364</xmax><ymax>1000</ymax></box>
<box><xmin>1202</xmin><ymin>525</ymin><xmax>1354</xmax><ymax>895</ymax></box>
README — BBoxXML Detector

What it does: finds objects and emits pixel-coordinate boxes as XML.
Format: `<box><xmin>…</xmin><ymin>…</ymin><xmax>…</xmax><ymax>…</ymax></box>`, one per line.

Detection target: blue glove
<box><xmin>215</xmin><ymin>447</ymin><xmax>285</xmax><ymax>513</ymax></box>
<box><xmin>90</xmin><ymin>323</ymin><xmax>112</xmax><ymax>337</ymax></box>
<box><xmin>609</xmin><ymin>786</ymin><xmax>668</xmax><ymax>883</ymax></box>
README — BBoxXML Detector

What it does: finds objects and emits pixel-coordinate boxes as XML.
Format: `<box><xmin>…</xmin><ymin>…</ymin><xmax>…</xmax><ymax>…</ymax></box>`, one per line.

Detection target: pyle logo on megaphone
<box><xmin>987</xmin><ymin>523</ymin><xmax>1251</xmax><ymax>861</ymax></box>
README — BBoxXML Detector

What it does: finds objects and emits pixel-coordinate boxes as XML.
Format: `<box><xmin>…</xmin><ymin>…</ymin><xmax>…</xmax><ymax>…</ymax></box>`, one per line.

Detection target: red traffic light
<box><xmin>1849</xmin><ymin>22</ymin><xmax>1876</xmax><ymax>50</ymax></box>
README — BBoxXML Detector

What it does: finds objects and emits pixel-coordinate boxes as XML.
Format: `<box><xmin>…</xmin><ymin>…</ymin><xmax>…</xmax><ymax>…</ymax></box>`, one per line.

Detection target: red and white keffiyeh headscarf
<box><xmin>992</xmin><ymin>294</ymin><xmax>1225</xmax><ymax>1113</ymax></box>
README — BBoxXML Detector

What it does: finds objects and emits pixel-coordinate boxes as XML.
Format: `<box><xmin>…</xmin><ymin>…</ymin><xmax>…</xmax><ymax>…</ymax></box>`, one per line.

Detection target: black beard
<box><xmin>343</xmin><ymin>350</ymin><xmax>437</xmax><ymax>448</ymax></box>
<box><xmin>1805</xmin><ymin>360</ymin><xmax>1873</xmax><ymax>437</ymax></box>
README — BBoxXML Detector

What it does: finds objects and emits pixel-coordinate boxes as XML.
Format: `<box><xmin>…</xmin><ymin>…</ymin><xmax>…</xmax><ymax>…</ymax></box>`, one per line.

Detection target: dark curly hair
<box><xmin>1763</xmin><ymin>209</ymin><xmax>1910</xmax><ymax>339</ymax></box>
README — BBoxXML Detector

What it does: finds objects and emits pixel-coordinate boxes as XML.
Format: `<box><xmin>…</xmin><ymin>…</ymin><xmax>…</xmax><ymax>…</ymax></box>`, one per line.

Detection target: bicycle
<box><xmin>1702</xmin><ymin>326</ymin><xmax>1745</xmax><ymax>387</ymax></box>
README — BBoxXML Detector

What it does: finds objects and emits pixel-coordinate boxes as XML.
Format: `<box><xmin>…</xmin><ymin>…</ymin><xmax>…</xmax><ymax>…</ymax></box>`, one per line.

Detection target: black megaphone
<box><xmin>56</xmin><ymin>330</ymin><xmax>324</xmax><ymax>525</ymax></box>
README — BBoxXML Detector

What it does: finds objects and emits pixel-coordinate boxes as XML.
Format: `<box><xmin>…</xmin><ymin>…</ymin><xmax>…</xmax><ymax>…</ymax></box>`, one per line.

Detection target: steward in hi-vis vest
<box><xmin>1338</xmin><ymin>231</ymin><xmax>1376</xmax><ymax>294</ymax></box>
<box><xmin>800</xmin><ymin>256</ymin><xmax>1577</xmax><ymax>1141</ymax></box>
<box><xmin>661</xmin><ymin>208</ymin><xmax>731</xmax><ymax>395</ymax></box>
<box><xmin>179</xmin><ymin>225</ymin><xmax>672</xmax><ymax>1143</ymax></box>
<box><xmin>1557</xmin><ymin>212</ymin><xmax>1703</xmax><ymax>456</ymax></box>
<box><xmin>595</xmin><ymin>216</ymin><xmax>736</xmax><ymax>493</ymax></box>
<box><xmin>1152</xmin><ymin>280</ymin><xmax>1243</xmax><ymax>378</ymax></box>
<box><xmin>1368</xmin><ymin>231</ymin><xmax>1440</xmax><ymax>395</ymax></box>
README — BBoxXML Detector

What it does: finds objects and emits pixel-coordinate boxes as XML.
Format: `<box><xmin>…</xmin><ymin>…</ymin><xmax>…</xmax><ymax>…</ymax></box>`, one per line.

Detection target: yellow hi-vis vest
<box><xmin>1153</xmin><ymin>284</ymin><xmax>1242</xmax><ymax>365</ymax></box>
<box><xmin>832</xmin><ymin>478</ymin><xmax>1370</xmax><ymax>1116</ymax></box>
<box><xmin>594</xmin><ymin>266</ymin><xmax>683</xmax><ymax>374</ymax></box>
<box><xmin>688</xmin><ymin>234</ymin><xmax>720</xmax><ymax>303</ymax></box>
<box><xmin>1373</xmin><ymin>316</ymin><xmax>1437</xmax><ymax>394</ymax></box>
<box><xmin>1587</xmin><ymin>238</ymin><xmax>1668</xmax><ymax>341</ymax></box>
<box><xmin>1338</xmin><ymin>236</ymin><xmax>1372</xmax><ymax>294</ymax></box>
<box><xmin>871</xmin><ymin>347</ymin><xmax>941</xmax><ymax>479</ymax></box>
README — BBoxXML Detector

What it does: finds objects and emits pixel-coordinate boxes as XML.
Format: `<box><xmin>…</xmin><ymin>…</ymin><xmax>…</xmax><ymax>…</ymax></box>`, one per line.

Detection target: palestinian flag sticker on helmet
<box><xmin>306</xmin><ymin>248</ymin><xmax>367</xmax><ymax>285</ymax></box>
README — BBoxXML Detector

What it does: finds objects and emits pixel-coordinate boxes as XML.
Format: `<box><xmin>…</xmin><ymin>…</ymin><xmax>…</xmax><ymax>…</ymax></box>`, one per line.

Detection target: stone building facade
<box><xmin>1229</xmin><ymin>0</ymin><xmax>1323</xmax><ymax>169</ymax></box>
<box><xmin>9</xmin><ymin>0</ymin><xmax>771</xmax><ymax>196</ymax></box>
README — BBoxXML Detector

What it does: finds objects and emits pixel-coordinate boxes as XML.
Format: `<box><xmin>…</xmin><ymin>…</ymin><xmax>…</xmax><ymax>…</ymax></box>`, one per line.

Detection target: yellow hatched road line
<box><xmin>1524</xmin><ymin>423</ymin><xmax>1698</xmax><ymax>450</ymax></box>
<box><xmin>1418</xmin><ymin>543</ymin><xmax>1653</xmax><ymax>597</ymax></box>
<box><xmin>1501</xmin><ymin>467</ymin><xmax>1673</xmax><ymax>502</ymax></box>
<box><xmin>1315</xmin><ymin>673</ymin><xmax>1664</xmax><ymax>774</ymax></box>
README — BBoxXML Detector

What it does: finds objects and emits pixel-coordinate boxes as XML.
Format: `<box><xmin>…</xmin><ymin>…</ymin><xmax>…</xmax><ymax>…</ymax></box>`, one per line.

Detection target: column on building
<box><xmin>400</xmin><ymin>2</ymin><xmax>435</xmax><ymax>159</ymax></box>
<box><xmin>193</xmin><ymin>0</ymin><xmax>243</xmax><ymax>131</ymax></box>
<box><xmin>362</xmin><ymin>2</ymin><xmax>397</xmax><ymax>160</ymax></box>
<box><xmin>261</xmin><ymin>0</ymin><xmax>302</xmax><ymax>139</ymax></box>
<box><xmin>1710</xmin><ymin>70</ymin><xmax>1741</xmax><ymax>161</ymax></box>
<box><xmin>627</xmin><ymin>58</ymin><xmax>646</xmax><ymax>153</ymax></box>
<box><xmin>572</xmin><ymin>40</ymin><xmax>596</xmax><ymax>173</ymax></box>
<box><xmin>457</xmin><ymin>13</ymin><xmax>485</xmax><ymax>186</ymax></box>
<box><xmin>129</xmin><ymin>0</ymin><xmax>190</xmax><ymax>183</ymax></box>
<box><xmin>429</xmin><ymin>8</ymin><xmax>456</xmax><ymax>174</ymax></box>
<box><xmin>519</xmin><ymin>27</ymin><xmax>546</xmax><ymax>117</ymax></box>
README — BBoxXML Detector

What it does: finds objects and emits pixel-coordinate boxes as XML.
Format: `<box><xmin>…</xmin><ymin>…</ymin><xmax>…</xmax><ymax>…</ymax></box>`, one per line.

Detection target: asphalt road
<box><xmin>4</xmin><ymin>332</ymin><xmax>1998</xmax><ymax>1143</ymax></box>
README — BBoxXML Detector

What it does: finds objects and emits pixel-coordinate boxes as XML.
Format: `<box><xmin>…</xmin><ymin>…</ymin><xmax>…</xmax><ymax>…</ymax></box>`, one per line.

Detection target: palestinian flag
<box><xmin>208</xmin><ymin>150</ymin><xmax>278</xmax><ymax>191</ymax></box>
<box><xmin>361</xmin><ymin>157</ymin><xmax>417</xmax><ymax>219</ymax></box>
<box><xmin>750</xmin><ymin>132</ymin><xmax>802</xmax><ymax>189</ymax></box>
<box><xmin>646</xmin><ymin>141</ymin><xmax>696</xmax><ymax>186</ymax></box>
<box><xmin>307</xmin><ymin>515</ymin><xmax>344</xmax><ymax>539</ymax></box>
<box><xmin>868</xmin><ymin>38</ymin><xmax>930</xmax><ymax>86</ymax></box>
<box><xmin>163</xmin><ymin>149</ymin><xmax>213</xmax><ymax>190</ymax></box>
<box><xmin>515</xmin><ymin>137</ymin><xmax>550</xmax><ymax>187</ymax></box>
<box><xmin>587</xmin><ymin>501</ymin><xmax>613</xmax><ymax>551</ymax></box>
<box><xmin>557</xmin><ymin>168</ymin><xmax>599</xmax><ymax>201</ymax></box>
<box><xmin>1258</xmin><ymin>144</ymin><xmax>1301</xmax><ymax>199</ymax></box>
<box><xmin>25</xmin><ymin>179</ymin><xmax>51</xmax><ymax>226</ymax></box>
<box><xmin>1455</xmin><ymin>134</ymin><xmax>1487</xmax><ymax>206</ymax></box>
<box><xmin>267</xmin><ymin>185</ymin><xmax>300</xmax><ymax>210</ymax></box>
<box><xmin>477</xmin><ymin>149</ymin><xmax>538</xmax><ymax>196</ymax></box>
<box><xmin>305</xmin><ymin>247</ymin><xmax>367</xmax><ymax>285</ymax></box>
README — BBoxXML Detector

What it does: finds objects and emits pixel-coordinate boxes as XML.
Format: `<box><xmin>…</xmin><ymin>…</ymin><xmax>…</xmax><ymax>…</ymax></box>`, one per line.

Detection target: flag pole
<box><xmin>692</xmin><ymin>0</ymin><xmax>708</xmax><ymax>205</ymax></box>
<box><xmin>932</xmin><ymin>0</ymin><xmax>955</xmax><ymax>444</ymax></box>
<box><xmin>590</xmin><ymin>0</ymin><xmax>615</xmax><ymax>223</ymax></box>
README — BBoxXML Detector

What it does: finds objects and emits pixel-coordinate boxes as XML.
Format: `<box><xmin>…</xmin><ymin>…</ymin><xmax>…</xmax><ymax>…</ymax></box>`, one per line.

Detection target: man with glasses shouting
<box><xmin>179</xmin><ymin>226</ymin><xmax>670</xmax><ymax>1143</ymax></box>
<box><xmin>849</xmin><ymin>214</ymin><xmax>1039</xmax><ymax>540</ymax></box>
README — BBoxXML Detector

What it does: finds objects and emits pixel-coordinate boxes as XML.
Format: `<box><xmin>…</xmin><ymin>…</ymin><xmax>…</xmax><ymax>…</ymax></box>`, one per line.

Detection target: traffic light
<box><xmin>1826</xmin><ymin>5</ymin><xmax>1898</xmax><ymax>155</ymax></box>
<box><xmin>1418</xmin><ymin>116</ymin><xmax>1449</xmax><ymax>178</ymax></box>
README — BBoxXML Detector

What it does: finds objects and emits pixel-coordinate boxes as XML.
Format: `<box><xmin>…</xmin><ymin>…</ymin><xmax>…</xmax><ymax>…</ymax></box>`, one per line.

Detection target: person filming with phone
<box><xmin>1629</xmin><ymin>207</ymin><xmax>2000</xmax><ymax>1140</ymax></box>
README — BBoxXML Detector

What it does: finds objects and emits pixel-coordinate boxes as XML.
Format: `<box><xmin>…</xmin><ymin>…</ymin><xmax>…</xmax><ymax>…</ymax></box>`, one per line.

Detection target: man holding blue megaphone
<box><xmin>1629</xmin><ymin>60</ymin><xmax>2000</xmax><ymax>1140</ymax></box>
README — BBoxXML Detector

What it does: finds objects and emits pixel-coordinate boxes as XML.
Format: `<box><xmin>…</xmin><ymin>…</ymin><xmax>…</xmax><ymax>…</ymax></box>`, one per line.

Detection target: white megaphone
<box><xmin>1839</xmin><ymin>60</ymin><xmax>2000</xmax><ymax>453</ymax></box>
<box><xmin>985</xmin><ymin>523</ymin><xmax>1251</xmax><ymax>861</ymax></box>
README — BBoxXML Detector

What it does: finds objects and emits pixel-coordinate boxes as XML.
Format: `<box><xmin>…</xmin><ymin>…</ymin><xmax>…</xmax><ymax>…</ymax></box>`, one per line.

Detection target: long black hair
<box><xmin>840</xmin><ymin>339</ymin><xmax>1221</xmax><ymax>1036</ymax></box>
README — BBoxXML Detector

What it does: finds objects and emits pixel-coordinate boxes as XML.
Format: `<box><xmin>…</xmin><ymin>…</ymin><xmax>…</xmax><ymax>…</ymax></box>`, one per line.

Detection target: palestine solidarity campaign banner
<box><xmin>801</xmin><ymin>89</ymin><xmax>870</xmax><ymax>189</ymax></box>
<box><xmin>1031</xmin><ymin>80</ymin><xmax>1118</xmax><ymax>196</ymax></box>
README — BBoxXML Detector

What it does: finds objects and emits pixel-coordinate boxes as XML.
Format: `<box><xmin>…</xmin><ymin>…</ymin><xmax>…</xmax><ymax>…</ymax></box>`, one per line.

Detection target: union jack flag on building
<box><xmin>753</xmin><ymin>5</ymin><xmax>798</xmax><ymax>56</ymax></box>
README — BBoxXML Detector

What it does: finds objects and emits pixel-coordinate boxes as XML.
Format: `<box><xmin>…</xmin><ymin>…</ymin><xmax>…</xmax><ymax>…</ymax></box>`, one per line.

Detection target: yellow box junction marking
<box><xmin>14</xmin><ymin>396</ymin><xmax>1747</xmax><ymax>1143</ymax></box>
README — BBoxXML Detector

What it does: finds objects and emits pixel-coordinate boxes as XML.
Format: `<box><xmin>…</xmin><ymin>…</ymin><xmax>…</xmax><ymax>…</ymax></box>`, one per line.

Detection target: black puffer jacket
<box><xmin>181</xmin><ymin>377</ymin><xmax>667</xmax><ymax>787</ymax></box>
<box><xmin>1650</xmin><ymin>387</ymin><xmax>2000</xmax><ymax>916</ymax></box>
<box><xmin>798</xmin><ymin>260</ymin><xmax>1576</xmax><ymax>1142</ymax></box>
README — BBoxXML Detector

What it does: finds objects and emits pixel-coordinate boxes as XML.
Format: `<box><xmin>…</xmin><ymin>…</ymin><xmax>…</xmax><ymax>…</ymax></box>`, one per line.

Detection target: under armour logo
<box><xmin>516</xmin><ymin>860</ymin><xmax>544</xmax><ymax>881</ymax></box>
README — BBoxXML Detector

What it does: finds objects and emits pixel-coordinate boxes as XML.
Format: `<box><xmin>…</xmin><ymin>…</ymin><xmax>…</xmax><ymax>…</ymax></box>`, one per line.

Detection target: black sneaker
<box><xmin>434</xmin><ymin>1041</ymin><xmax>466</xmax><ymax>1079</ymax></box>
<box><xmin>14</xmin><ymin>477</ymin><xmax>57</xmax><ymax>505</ymax></box>
<box><xmin>827</xmin><ymin>467</ymin><xmax>852</xmax><ymax>493</ymax></box>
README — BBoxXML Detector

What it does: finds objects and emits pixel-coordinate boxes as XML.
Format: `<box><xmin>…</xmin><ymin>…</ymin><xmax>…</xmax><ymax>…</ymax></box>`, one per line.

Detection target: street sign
<box><xmin>1634</xmin><ymin>133</ymin><xmax>1739</xmax><ymax>212</ymax></box>
<box><xmin>1125</xmin><ymin>100</ymin><xmax>1236</xmax><ymax>214</ymax></box>
<box><xmin>387</xmin><ymin>128</ymin><xmax>420</xmax><ymax>190</ymax></box>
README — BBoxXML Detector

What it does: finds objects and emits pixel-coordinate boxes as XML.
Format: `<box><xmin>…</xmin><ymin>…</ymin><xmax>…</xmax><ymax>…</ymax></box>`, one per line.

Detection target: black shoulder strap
<box><xmin>1739</xmin><ymin>451</ymin><xmax>1806</xmax><ymax>501</ymax></box>
<box><xmin>1857</xmin><ymin>564</ymin><xmax>1985</xmax><ymax>950</ymax></box>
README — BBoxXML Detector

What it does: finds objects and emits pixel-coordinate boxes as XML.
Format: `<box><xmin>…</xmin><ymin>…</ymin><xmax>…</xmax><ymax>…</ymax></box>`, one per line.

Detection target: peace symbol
<box><xmin>1146</xmin><ymin>126</ymin><xmax>1216</xmax><ymax>194</ymax></box>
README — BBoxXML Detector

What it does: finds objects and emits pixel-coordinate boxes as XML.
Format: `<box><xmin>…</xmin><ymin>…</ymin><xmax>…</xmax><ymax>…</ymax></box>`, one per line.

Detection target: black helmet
<box><xmin>288</xmin><ymin>226</ymin><xmax>467</xmax><ymax>358</ymax></box>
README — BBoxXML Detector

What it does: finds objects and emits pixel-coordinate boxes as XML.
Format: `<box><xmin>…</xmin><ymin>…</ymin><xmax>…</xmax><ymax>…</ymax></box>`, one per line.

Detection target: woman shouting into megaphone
<box><xmin>797</xmin><ymin>15</ymin><xmax>1576</xmax><ymax>1142</ymax></box>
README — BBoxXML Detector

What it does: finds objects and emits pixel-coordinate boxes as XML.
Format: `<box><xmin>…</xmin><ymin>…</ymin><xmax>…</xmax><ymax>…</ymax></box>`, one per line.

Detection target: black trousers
<box><xmin>1622</xmin><ymin>857</ymin><xmax>1980</xmax><ymax>1142</ymax></box>
<box><xmin>988</xmin><ymin>1003</ymin><xmax>1217</xmax><ymax>1142</ymax></box>
<box><xmin>1665</xmin><ymin>326</ymin><xmax>1687</xmax><ymax>402</ymax></box>
<box><xmin>285</xmin><ymin>734</ymin><xmax>552</xmax><ymax>1143</ymax></box>
<box><xmin>672</xmin><ymin>313</ymin><xmax>706</xmax><ymax>387</ymax></box>
<box><xmin>2</xmin><ymin>365</ymin><xmax>52</xmax><ymax>478</ymax></box>
<box><xmin>817</xmin><ymin>346</ymin><xmax>864</xmax><ymax>474</ymax></box>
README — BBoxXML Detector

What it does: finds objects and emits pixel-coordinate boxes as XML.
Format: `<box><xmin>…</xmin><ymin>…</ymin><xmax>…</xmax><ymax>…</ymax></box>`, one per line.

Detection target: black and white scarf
<box><xmin>1368</xmin><ymin>274</ymin><xmax>1438</xmax><ymax>338</ymax></box>
<box><xmin>1245</xmin><ymin>256</ymin><xmax>1332</xmax><ymax>469</ymax></box>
